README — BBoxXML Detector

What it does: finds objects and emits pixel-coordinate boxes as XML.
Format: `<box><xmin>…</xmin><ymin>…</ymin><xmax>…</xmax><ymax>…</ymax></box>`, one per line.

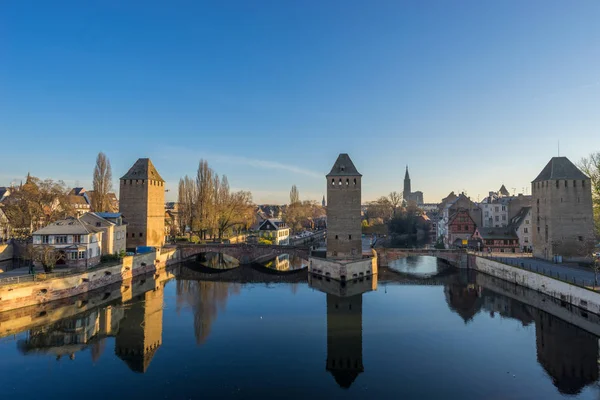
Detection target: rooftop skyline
<box><xmin>2</xmin><ymin>1</ymin><xmax>599</xmax><ymax>203</ymax></box>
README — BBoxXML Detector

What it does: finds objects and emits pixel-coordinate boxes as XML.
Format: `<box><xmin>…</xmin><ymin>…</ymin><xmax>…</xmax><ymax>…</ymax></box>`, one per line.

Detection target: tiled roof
<box><xmin>532</xmin><ymin>157</ymin><xmax>589</xmax><ymax>182</ymax></box>
<box><xmin>509</xmin><ymin>206</ymin><xmax>531</xmax><ymax>228</ymax></box>
<box><xmin>68</xmin><ymin>195</ymin><xmax>89</xmax><ymax>205</ymax></box>
<box><xmin>33</xmin><ymin>217</ymin><xmax>102</xmax><ymax>235</ymax></box>
<box><xmin>327</xmin><ymin>153</ymin><xmax>362</xmax><ymax>177</ymax></box>
<box><xmin>120</xmin><ymin>158</ymin><xmax>164</xmax><ymax>182</ymax></box>
<box><xmin>476</xmin><ymin>227</ymin><xmax>518</xmax><ymax>240</ymax></box>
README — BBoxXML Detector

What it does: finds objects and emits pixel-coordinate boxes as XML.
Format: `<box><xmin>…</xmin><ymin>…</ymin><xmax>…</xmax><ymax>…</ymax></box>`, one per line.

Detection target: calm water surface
<box><xmin>1</xmin><ymin>256</ymin><xmax>599</xmax><ymax>399</ymax></box>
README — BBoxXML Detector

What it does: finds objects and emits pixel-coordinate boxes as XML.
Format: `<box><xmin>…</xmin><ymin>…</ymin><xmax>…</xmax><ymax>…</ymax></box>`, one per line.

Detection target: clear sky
<box><xmin>1</xmin><ymin>1</ymin><xmax>599</xmax><ymax>204</ymax></box>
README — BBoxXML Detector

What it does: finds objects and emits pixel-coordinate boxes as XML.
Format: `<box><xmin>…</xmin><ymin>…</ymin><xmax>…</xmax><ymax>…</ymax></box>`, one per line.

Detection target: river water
<box><xmin>1</xmin><ymin>255</ymin><xmax>600</xmax><ymax>399</ymax></box>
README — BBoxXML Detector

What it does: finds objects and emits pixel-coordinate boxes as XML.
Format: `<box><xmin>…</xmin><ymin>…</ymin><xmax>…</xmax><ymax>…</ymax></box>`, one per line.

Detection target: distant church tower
<box><xmin>403</xmin><ymin>165</ymin><xmax>411</xmax><ymax>200</ymax></box>
<box><xmin>326</xmin><ymin>154</ymin><xmax>362</xmax><ymax>259</ymax></box>
<box><xmin>326</xmin><ymin>293</ymin><xmax>364</xmax><ymax>388</ymax></box>
<box><xmin>532</xmin><ymin>157</ymin><xmax>595</xmax><ymax>262</ymax></box>
<box><xmin>119</xmin><ymin>158</ymin><xmax>165</xmax><ymax>250</ymax></box>
<box><xmin>322</xmin><ymin>195</ymin><xmax>326</xmax><ymax>207</ymax></box>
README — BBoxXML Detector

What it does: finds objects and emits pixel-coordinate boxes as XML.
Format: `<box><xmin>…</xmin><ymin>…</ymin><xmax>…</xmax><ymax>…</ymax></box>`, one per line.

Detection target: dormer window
<box><xmin>340</xmin><ymin>165</ymin><xmax>345</xmax><ymax>172</ymax></box>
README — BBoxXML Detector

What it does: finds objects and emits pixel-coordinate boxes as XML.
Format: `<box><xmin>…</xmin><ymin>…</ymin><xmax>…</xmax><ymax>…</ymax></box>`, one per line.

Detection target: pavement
<box><xmin>478</xmin><ymin>252</ymin><xmax>597</xmax><ymax>287</ymax></box>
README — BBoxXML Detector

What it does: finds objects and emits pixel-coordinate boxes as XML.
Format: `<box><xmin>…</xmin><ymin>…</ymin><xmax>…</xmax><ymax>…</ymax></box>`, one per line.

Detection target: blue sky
<box><xmin>1</xmin><ymin>1</ymin><xmax>599</xmax><ymax>204</ymax></box>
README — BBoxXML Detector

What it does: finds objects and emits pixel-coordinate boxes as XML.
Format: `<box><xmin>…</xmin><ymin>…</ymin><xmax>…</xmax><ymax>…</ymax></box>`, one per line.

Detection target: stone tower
<box><xmin>403</xmin><ymin>165</ymin><xmax>411</xmax><ymax>200</ymax></box>
<box><xmin>119</xmin><ymin>158</ymin><xmax>165</xmax><ymax>250</ymax></box>
<box><xmin>532</xmin><ymin>157</ymin><xmax>595</xmax><ymax>262</ymax></box>
<box><xmin>326</xmin><ymin>154</ymin><xmax>362</xmax><ymax>259</ymax></box>
<box><xmin>326</xmin><ymin>293</ymin><xmax>364</xmax><ymax>388</ymax></box>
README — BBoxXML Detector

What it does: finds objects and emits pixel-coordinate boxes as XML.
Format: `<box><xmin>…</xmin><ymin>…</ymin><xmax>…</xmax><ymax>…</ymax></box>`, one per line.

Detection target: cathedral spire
<box><xmin>404</xmin><ymin>165</ymin><xmax>410</xmax><ymax>180</ymax></box>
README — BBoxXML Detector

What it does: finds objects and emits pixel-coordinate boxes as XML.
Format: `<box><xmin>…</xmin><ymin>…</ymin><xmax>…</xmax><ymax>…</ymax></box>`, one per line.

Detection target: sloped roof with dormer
<box><xmin>532</xmin><ymin>157</ymin><xmax>589</xmax><ymax>182</ymax></box>
<box><xmin>327</xmin><ymin>154</ymin><xmax>362</xmax><ymax>177</ymax></box>
<box><xmin>509</xmin><ymin>206</ymin><xmax>531</xmax><ymax>229</ymax></box>
<box><xmin>33</xmin><ymin>217</ymin><xmax>102</xmax><ymax>235</ymax></box>
<box><xmin>120</xmin><ymin>158</ymin><xmax>164</xmax><ymax>182</ymax></box>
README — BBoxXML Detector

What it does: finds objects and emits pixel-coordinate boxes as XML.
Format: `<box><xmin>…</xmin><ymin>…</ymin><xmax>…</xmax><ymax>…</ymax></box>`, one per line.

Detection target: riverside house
<box><xmin>32</xmin><ymin>217</ymin><xmax>102</xmax><ymax>268</ymax></box>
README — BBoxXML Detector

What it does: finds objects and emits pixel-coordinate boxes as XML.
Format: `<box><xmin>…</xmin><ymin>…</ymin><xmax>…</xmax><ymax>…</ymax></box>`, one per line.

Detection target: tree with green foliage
<box><xmin>578</xmin><ymin>152</ymin><xmax>600</xmax><ymax>238</ymax></box>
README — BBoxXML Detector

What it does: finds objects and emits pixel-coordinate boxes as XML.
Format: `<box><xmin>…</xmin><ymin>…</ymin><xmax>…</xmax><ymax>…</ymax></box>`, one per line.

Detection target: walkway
<box><xmin>475</xmin><ymin>252</ymin><xmax>597</xmax><ymax>287</ymax></box>
<box><xmin>0</xmin><ymin>265</ymin><xmax>73</xmax><ymax>286</ymax></box>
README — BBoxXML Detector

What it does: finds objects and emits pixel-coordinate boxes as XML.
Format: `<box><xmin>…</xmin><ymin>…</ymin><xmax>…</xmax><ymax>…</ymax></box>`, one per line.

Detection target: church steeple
<box><xmin>403</xmin><ymin>165</ymin><xmax>411</xmax><ymax>200</ymax></box>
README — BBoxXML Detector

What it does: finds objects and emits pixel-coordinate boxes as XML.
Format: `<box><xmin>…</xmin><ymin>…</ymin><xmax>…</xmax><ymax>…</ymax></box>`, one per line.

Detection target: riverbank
<box><xmin>0</xmin><ymin>247</ymin><xmax>178</xmax><ymax>312</ymax></box>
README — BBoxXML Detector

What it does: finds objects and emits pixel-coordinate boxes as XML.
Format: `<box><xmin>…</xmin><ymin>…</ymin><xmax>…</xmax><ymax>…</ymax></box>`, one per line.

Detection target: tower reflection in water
<box><xmin>16</xmin><ymin>271</ymin><xmax>168</xmax><ymax>373</ymax></box>
<box><xmin>309</xmin><ymin>274</ymin><xmax>377</xmax><ymax>389</ymax></box>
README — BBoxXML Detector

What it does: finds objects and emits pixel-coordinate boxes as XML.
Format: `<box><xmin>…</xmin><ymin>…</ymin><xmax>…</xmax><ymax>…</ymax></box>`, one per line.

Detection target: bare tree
<box><xmin>92</xmin><ymin>152</ymin><xmax>113</xmax><ymax>212</ymax></box>
<box><xmin>579</xmin><ymin>152</ymin><xmax>600</xmax><ymax>238</ymax></box>
<box><xmin>25</xmin><ymin>244</ymin><xmax>65</xmax><ymax>272</ymax></box>
<box><xmin>290</xmin><ymin>185</ymin><xmax>300</xmax><ymax>205</ymax></box>
<box><xmin>389</xmin><ymin>191</ymin><xmax>402</xmax><ymax>217</ymax></box>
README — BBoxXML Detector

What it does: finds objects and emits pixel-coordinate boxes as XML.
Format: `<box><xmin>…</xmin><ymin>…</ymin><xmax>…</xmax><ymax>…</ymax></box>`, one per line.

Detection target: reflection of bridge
<box><xmin>375</xmin><ymin>248</ymin><xmax>468</xmax><ymax>268</ymax></box>
<box><xmin>178</xmin><ymin>243</ymin><xmax>311</xmax><ymax>264</ymax></box>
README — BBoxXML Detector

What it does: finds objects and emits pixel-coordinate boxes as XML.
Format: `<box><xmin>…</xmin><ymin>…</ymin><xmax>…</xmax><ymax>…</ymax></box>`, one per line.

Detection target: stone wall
<box><xmin>469</xmin><ymin>255</ymin><xmax>600</xmax><ymax>315</ymax></box>
<box><xmin>309</xmin><ymin>252</ymin><xmax>376</xmax><ymax>281</ymax></box>
<box><xmin>327</xmin><ymin>176</ymin><xmax>362</xmax><ymax>259</ymax></box>
<box><xmin>0</xmin><ymin>248</ymin><xmax>176</xmax><ymax>313</ymax></box>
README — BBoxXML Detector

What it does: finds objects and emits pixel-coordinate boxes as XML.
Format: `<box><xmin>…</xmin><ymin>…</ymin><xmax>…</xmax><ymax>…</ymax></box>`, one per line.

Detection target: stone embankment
<box><xmin>469</xmin><ymin>254</ymin><xmax>600</xmax><ymax>316</ymax></box>
<box><xmin>0</xmin><ymin>248</ymin><xmax>178</xmax><ymax>312</ymax></box>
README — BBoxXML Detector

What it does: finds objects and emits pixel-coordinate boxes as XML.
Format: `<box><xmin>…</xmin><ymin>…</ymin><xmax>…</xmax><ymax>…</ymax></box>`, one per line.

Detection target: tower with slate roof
<box><xmin>532</xmin><ymin>157</ymin><xmax>595</xmax><ymax>261</ymax></box>
<box><xmin>119</xmin><ymin>158</ymin><xmax>165</xmax><ymax>249</ymax></box>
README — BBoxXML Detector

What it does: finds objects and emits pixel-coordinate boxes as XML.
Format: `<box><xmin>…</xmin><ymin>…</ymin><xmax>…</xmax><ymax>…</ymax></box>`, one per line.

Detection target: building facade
<box><xmin>32</xmin><ymin>217</ymin><xmax>102</xmax><ymax>268</ymax></box>
<box><xmin>326</xmin><ymin>154</ymin><xmax>362</xmax><ymax>259</ymax></box>
<box><xmin>510</xmin><ymin>206</ymin><xmax>532</xmax><ymax>252</ymax></box>
<box><xmin>119</xmin><ymin>158</ymin><xmax>165</xmax><ymax>250</ymax></box>
<box><xmin>447</xmin><ymin>208</ymin><xmax>476</xmax><ymax>248</ymax></box>
<box><xmin>472</xmin><ymin>227</ymin><xmax>520</xmax><ymax>253</ymax></box>
<box><xmin>80</xmin><ymin>212</ymin><xmax>127</xmax><ymax>256</ymax></box>
<box><xmin>258</xmin><ymin>219</ymin><xmax>290</xmax><ymax>245</ymax></box>
<box><xmin>532</xmin><ymin>157</ymin><xmax>595</xmax><ymax>262</ymax></box>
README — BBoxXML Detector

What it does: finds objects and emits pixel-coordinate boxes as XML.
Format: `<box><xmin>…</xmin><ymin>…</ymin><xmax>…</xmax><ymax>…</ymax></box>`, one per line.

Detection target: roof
<box><xmin>404</xmin><ymin>165</ymin><xmax>410</xmax><ymax>180</ymax></box>
<box><xmin>120</xmin><ymin>158</ymin><xmax>164</xmax><ymax>182</ymax></box>
<box><xmin>327</xmin><ymin>153</ymin><xmax>362</xmax><ymax>177</ymax></box>
<box><xmin>95</xmin><ymin>212</ymin><xmax>122</xmax><ymax>219</ymax></box>
<box><xmin>69</xmin><ymin>187</ymin><xmax>86</xmax><ymax>196</ymax></box>
<box><xmin>448</xmin><ymin>208</ymin><xmax>475</xmax><ymax>225</ymax></box>
<box><xmin>68</xmin><ymin>195</ymin><xmax>90</xmax><ymax>205</ymax></box>
<box><xmin>0</xmin><ymin>187</ymin><xmax>9</xmax><ymax>199</ymax></box>
<box><xmin>532</xmin><ymin>157</ymin><xmax>589</xmax><ymax>182</ymax></box>
<box><xmin>498</xmin><ymin>185</ymin><xmax>510</xmax><ymax>196</ymax></box>
<box><xmin>258</xmin><ymin>219</ymin><xmax>287</xmax><ymax>231</ymax></box>
<box><xmin>510</xmin><ymin>206</ymin><xmax>531</xmax><ymax>228</ymax></box>
<box><xmin>475</xmin><ymin>227</ymin><xmax>518</xmax><ymax>240</ymax></box>
<box><xmin>33</xmin><ymin>217</ymin><xmax>102</xmax><ymax>235</ymax></box>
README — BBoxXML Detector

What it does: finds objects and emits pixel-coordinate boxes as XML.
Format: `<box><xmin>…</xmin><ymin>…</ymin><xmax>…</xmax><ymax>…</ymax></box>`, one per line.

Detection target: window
<box><xmin>578</xmin><ymin>236</ymin><xmax>583</xmax><ymax>241</ymax></box>
<box><xmin>346</xmin><ymin>179</ymin><xmax>349</xmax><ymax>185</ymax></box>
<box><xmin>525</xmin><ymin>220</ymin><xmax>529</xmax><ymax>224</ymax></box>
<box><xmin>484</xmin><ymin>211</ymin><xmax>489</xmax><ymax>217</ymax></box>
<box><xmin>79</xmin><ymin>251</ymin><xmax>86</xmax><ymax>259</ymax></box>
<box><xmin>41</xmin><ymin>235</ymin><xmax>49</xmax><ymax>244</ymax></box>
<box><xmin>573</xmin><ymin>180</ymin><xmax>576</xmax><ymax>187</ymax></box>
<box><xmin>495</xmin><ymin>206</ymin><xmax>499</xmax><ymax>212</ymax></box>
<box><xmin>349</xmin><ymin>235</ymin><xmax>352</xmax><ymax>240</ymax></box>
<box><xmin>501</xmin><ymin>206</ymin><xmax>506</xmax><ymax>211</ymax></box>
<box><xmin>73</xmin><ymin>235</ymin><xmax>81</xmax><ymax>243</ymax></box>
<box><xmin>56</xmin><ymin>235</ymin><xmax>68</xmax><ymax>244</ymax></box>
<box><xmin>96</xmin><ymin>222</ymin><xmax>101</xmax><ymax>227</ymax></box>
<box><xmin>524</xmin><ymin>237</ymin><xmax>529</xmax><ymax>243</ymax></box>
<box><xmin>139</xmin><ymin>232</ymin><xmax>143</xmax><ymax>237</ymax></box>
<box><xmin>335</xmin><ymin>235</ymin><xmax>338</xmax><ymax>240</ymax></box>
<box><xmin>70</xmin><ymin>252</ymin><xmax>77</xmax><ymax>260</ymax></box>
<box><xmin>556</xmin><ymin>180</ymin><xmax>559</xmax><ymax>188</ymax></box>
<box><xmin>502</xmin><ymin>215</ymin><xmax>506</xmax><ymax>221</ymax></box>
<box><xmin>495</xmin><ymin>216</ymin><xmax>499</xmax><ymax>222</ymax></box>
<box><xmin>582</xmin><ymin>180</ymin><xmax>586</xmax><ymax>187</ymax></box>
<box><xmin>353</xmin><ymin>178</ymin><xmax>356</xmax><ymax>185</ymax></box>
<box><xmin>464</xmin><ymin>225</ymin><xmax>468</xmax><ymax>231</ymax></box>
<box><xmin>565</xmin><ymin>180</ymin><xmax>567</xmax><ymax>187</ymax></box>
<box><xmin>331</xmin><ymin>179</ymin><xmax>334</xmax><ymax>186</ymax></box>
<box><xmin>524</xmin><ymin>228</ymin><xmax>528</xmax><ymax>233</ymax></box>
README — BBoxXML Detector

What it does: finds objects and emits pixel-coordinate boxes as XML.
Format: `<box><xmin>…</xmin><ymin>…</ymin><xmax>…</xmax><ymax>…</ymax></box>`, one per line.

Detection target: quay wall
<box><xmin>0</xmin><ymin>248</ymin><xmax>178</xmax><ymax>313</ymax></box>
<box><xmin>469</xmin><ymin>255</ymin><xmax>600</xmax><ymax>316</ymax></box>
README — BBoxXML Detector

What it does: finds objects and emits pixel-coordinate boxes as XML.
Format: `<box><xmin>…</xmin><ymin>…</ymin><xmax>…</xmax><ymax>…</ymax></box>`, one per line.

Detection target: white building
<box><xmin>32</xmin><ymin>217</ymin><xmax>102</xmax><ymax>268</ymax></box>
<box><xmin>257</xmin><ymin>219</ymin><xmax>290</xmax><ymax>245</ymax></box>
<box><xmin>510</xmin><ymin>206</ymin><xmax>532</xmax><ymax>252</ymax></box>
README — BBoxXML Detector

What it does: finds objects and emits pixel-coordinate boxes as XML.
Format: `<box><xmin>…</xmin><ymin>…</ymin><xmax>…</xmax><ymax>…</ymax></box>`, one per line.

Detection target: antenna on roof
<box><xmin>558</xmin><ymin>140</ymin><xmax>560</xmax><ymax>156</ymax></box>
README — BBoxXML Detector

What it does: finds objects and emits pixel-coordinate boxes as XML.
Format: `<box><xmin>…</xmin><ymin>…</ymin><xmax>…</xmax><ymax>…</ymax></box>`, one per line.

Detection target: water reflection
<box><xmin>444</xmin><ymin>271</ymin><xmax>600</xmax><ymax>395</ymax></box>
<box><xmin>262</xmin><ymin>253</ymin><xmax>308</xmax><ymax>271</ymax></box>
<box><xmin>176</xmin><ymin>280</ymin><xmax>240</xmax><ymax>344</ymax></box>
<box><xmin>197</xmin><ymin>252</ymin><xmax>239</xmax><ymax>269</ymax></box>
<box><xmin>309</xmin><ymin>274</ymin><xmax>377</xmax><ymax>389</ymax></box>
<box><xmin>389</xmin><ymin>256</ymin><xmax>449</xmax><ymax>277</ymax></box>
<box><xmin>2</xmin><ymin>262</ymin><xmax>600</xmax><ymax>396</ymax></box>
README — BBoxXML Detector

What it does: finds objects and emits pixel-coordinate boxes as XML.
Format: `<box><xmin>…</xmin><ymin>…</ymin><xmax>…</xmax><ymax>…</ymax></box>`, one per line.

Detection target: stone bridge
<box><xmin>177</xmin><ymin>243</ymin><xmax>311</xmax><ymax>265</ymax></box>
<box><xmin>375</xmin><ymin>248</ymin><xmax>468</xmax><ymax>269</ymax></box>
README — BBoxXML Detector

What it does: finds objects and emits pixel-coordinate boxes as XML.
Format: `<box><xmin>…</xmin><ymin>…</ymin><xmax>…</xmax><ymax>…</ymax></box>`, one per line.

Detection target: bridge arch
<box><xmin>375</xmin><ymin>248</ymin><xmax>467</xmax><ymax>269</ymax></box>
<box><xmin>177</xmin><ymin>244</ymin><xmax>311</xmax><ymax>265</ymax></box>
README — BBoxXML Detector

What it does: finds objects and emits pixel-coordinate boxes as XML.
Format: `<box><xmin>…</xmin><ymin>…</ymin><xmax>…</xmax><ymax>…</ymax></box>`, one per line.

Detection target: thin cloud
<box><xmin>161</xmin><ymin>146</ymin><xmax>322</xmax><ymax>178</ymax></box>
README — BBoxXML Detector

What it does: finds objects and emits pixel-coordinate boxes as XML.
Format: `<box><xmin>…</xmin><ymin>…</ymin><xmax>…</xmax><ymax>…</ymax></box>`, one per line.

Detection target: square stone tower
<box><xmin>532</xmin><ymin>157</ymin><xmax>595</xmax><ymax>262</ymax></box>
<box><xmin>119</xmin><ymin>158</ymin><xmax>165</xmax><ymax>250</ymax></box>
<box><xmin>326</xmin><ymin>154</ymin><xmax>362</xmax><ymax>259</ymax></box>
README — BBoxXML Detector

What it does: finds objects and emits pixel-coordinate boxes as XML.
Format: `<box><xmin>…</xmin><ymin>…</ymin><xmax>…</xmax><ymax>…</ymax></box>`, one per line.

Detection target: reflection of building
<box><xmin>534</xmin><ymin>311</ymin><xmax>599</xmax><ymax>395</ymax></box>
<box><xmin>309</xmin><ymin>275</ymin><xmax>377</xmax><ymax>389</ymax></box>
<box><xmin>264</xmin><ymin>254</ymin><xmax>290</xmax><ymax>271</ymax></box>
<box><xmin>444</xmin><ymin>282</ymin><xmax>483</xmax><ymax>323</ymax></box>
<box><xmin>115</xmin><ymin>288</ymin><xmax>164</xmax><ymax>373</ymax></box>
